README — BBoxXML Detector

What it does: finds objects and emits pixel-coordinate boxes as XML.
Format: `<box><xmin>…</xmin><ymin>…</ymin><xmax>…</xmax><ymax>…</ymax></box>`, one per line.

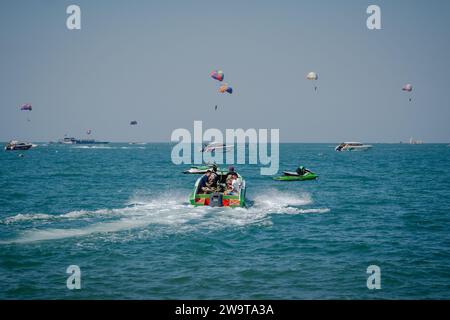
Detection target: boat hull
<box><xmin>336</xmin><ymin>146</ymin><xmax>372</xmax><ymax>152</ymax></box>
<box><xmin>5</xmin><ymin>145</ymin><xmax>32</xmax><ymax>151</ymax></box>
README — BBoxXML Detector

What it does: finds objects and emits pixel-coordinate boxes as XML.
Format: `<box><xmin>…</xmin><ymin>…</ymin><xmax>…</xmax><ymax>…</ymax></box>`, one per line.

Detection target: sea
<box><xmin>0</xmin><ymin>143</ymin><xmax>449</xmax><ymax>299</ymax></box>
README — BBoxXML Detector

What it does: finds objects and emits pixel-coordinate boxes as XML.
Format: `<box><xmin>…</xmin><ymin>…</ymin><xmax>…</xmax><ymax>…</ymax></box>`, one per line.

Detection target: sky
<box><xmin>0</xmin><ymin>0</ymin><xmax>449</xmax><ymax>143</ymax></box>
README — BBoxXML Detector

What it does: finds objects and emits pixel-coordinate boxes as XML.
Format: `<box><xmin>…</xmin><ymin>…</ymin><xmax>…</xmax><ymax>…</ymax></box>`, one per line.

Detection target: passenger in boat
<box><xmin>225</xmin><ymin>166</ymin><xmax>235</xmax><ymax>182</ymax></box>
<box><xmin>199</xmin><ymin>170</ymin><xmax>212</xmax><ymax>193</ymax></box>
<box><xmin>224</xmin><ymin>178</ymin><xmax>233</xmax><ymax>195</ymax></box>
<box><xmin>201</xmin><ymin>169</ymin><xmax>219</xmax><ymax>194</ymax></box>
<box><xmin>224</xmin><ymin>178</ymin><xmax>235</xmax><ymax>195</ymax></box>
<box><xmin>231</xmin><ymin>173</ymin><xmax>241</xmax><ymax>194</ymax></box>
<box><xmin>225</xmin><ymin>173</ymin><xmax>241</xmax><ymax>195</ymax></box>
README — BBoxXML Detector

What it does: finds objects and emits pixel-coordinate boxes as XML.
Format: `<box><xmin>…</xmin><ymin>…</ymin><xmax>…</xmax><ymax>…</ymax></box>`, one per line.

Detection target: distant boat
<box><xmin>201</xmin><ymin>142</ymin><xmax>233</xmax><ymax>153</ymax></box>
<box><xmin>409</xmin><ymin>137</ymin><xmax>423</xmax><ymax>145</ymax></box>
<box><xmin>74</xmin><ymin>139</ymin><xmax>109</xmax><ymax>145</ymax></box>
<box><xmin>58</xmin><ymin>137</ymin><xmax>109</xmax><ymax>144</ymax></box>
<box><xmin>58</xmin><ymin>137</ymin><xmax>77</xmax><ymax>144</ymax></box>
<box><xmin>335</xmin><ymin>142</ymin><xmax>373</xmax><ymax>152</ymax></box>
<box><xmin>4</xmin><ymin>140</ymin><xmax>34</xmax><ymax>151</ymax></box>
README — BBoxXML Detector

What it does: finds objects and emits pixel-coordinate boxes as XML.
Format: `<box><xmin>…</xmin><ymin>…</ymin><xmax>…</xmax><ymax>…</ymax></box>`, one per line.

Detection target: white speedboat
<box><xmin>5</xmin><ymin>140</ymin><xmax>34</xmax><ymax>151</ymax></box>
<box><xmin>335</xmin><ymin>142</ymin><xmax>373</xmax><ymax>152</ymax></box>
<box><xmin>201</xmin><ymin>142</ymin><xmax>233</xmax><ymax>153</ymax></box>
<box><xmin>58</xmin><ymin>137</ymin><xmax>77</xmax><ymax>144</ymax></box>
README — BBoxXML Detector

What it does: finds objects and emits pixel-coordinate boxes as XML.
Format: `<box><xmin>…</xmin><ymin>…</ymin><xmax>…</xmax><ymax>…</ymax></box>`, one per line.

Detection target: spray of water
<box><xmin>1</xmin><ymin>190</ymin><xmax>329</xmax><ymax>244</ymax></box>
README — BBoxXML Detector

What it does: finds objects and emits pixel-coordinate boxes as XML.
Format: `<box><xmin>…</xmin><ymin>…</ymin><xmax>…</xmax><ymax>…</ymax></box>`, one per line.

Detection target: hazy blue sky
<box><xmin>1</xmin><ymin>0</ymin><xmax>449</xmax><ymax>142</ymax></box>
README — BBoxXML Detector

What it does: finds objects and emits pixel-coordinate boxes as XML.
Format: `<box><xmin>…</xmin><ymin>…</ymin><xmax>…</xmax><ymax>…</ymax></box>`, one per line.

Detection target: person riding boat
<box><xmin>225</xmin><ymin>173</ymin><xmax>241</xmax><ymax>195</ymax></box>
<box><xmin>226</xmin><ymin>166</ymin><xmax>238</xmax><ymax>181</ymax></box>
<box><xmin>231</xmin><ymin>173</ymin><xmax>242</xmax><ymax>194</ymax></box>
<box><xmin>201</xmin><ymin>168</ymin><xmax>219</xmax><ymax>194</ymax></box>
<box><xmin>296</xmin><ymin>166</ymin><xmax>311</xmax><ymax>176</ymax></box>
<box><xmin>210</xmin><ymin>165</ymin><xmax>219</xmax><ymax>184</ymax></box>
<box><xmin>199</xmin><ymin>170</ymin><xmax>212</xmax><ymax>193</ymax></box>
<box><xmin>224</xmin><ymin>178</ymin><xmax>233</xmax><ymax>195</ymax></box>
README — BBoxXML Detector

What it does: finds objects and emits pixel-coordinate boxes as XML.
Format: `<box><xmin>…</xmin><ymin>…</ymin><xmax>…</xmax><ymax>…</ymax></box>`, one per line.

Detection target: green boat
<box><xmin>273</xmin><ymin>171</ymin><xmax>318</xmax><ymax>181</ymax></box>
<box><xmin>189</xmin><ymin>172</ymin><xmax>246</xmax><ymax>207</ymax></box>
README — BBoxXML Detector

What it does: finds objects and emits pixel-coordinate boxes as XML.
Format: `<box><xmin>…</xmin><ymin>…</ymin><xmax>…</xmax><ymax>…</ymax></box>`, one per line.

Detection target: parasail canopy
<box><xmin>219</xmin><ymin>84</ymin><xmax>233</xmax><ymax>94</ymax></box>
<box><xmin>20</xmin><ymin>103</ymin><xmax>32</xmax><ymax>111</ymax></box>
<box><xmin>306</xmin><ymin>72</ymin><xmax>318</xmax><ymax>81</ymax></box>
<box><xmin>211</xmin><ymin>70</ymin><xmax>224</xmax><ymax>82</ymax></box>
<box><xmin>402</xmin><ymin>84</ymin><xmax>413</xmax><ymax>92</ymax></box>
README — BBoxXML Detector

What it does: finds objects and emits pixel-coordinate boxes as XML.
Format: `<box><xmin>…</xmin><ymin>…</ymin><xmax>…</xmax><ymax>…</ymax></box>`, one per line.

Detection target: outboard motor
<box><xmin>209</xmin><ymin>193</ymin><xmax>223</xmax><ymax>207</ymax></box>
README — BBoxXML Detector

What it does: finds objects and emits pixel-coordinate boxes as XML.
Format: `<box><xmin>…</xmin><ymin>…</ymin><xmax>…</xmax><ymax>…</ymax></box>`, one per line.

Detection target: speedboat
<box><xmin>4</xmin><ymin>140</ymin><xmax>34</xmax><ymax>151</ymax></box>
<box><xmin>273</xmin><ymin>171</ymin><xmax>318</xmax><ymax>181</ymax></box>
<box><xmin>58</xmin><ymin>137</ymin><xmax>77</xmax><ymax>144</ymax></box>
<box><xmin>189</xmin><ymin>171</ymin><xmax>246</xmax><ymax>207</ymax></box>
<box><xmin>335</xmin><ymin>142</ymin><xmax>372</xmax><ymax>152</ymax></box>
<box><xmin>183</xmin><ymin>164</ymin><xmax>218</xmax><ymax>174</ymax></box>
<box><xmin>201</xmin><ymin>142</ymin><xmax>233</xmax><ymax>153</ymax></box>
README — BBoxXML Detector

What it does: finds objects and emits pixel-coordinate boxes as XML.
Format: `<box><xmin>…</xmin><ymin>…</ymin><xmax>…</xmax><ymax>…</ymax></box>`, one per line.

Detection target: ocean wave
<box><xmin>1</xmin><ymin>208</ymin><xmax>123</xmax><ymax>224</ymax></box>
<box><xmin>1</xmin><ymin>191</ymin><xmax>329</xmax><ymax>244</ymax></box>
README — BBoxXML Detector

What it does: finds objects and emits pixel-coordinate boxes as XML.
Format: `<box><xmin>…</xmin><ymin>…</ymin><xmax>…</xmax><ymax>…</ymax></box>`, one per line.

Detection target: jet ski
<box><xmin>273</xmin><ymin>171</ymin><xmax>318</xmax><ymax>181</ymax></box>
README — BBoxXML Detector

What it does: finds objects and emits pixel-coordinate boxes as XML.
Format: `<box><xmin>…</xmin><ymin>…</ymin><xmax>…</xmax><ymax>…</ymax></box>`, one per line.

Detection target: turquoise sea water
<box><xmin>0</xmin><ymin>143</ymin><xmax>449</xmax><ymax>299</ymax></box>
